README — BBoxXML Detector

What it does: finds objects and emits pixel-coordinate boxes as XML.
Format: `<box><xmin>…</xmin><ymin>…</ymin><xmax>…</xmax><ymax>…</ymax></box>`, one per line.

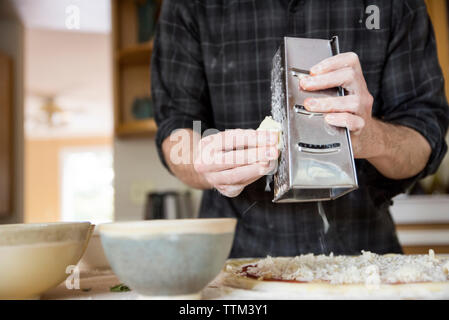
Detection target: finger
<box><xmin>215</xmin><ymin>163</ymin><xmax>269</xmax><ymax>197</ymax></box>
<box><xmin>215</xmin><ymin>169</ymin><xmax>262</xmax><ymax>198</ymax></box>
<box><xmin>215</xmin><ymin>169</ymin><xmax>265</xmax><ymax>197</ymax></box>
<box><xmin>310</xmin><ymin>52</ymin><xmax>361</xmax><ymax>75</ymax></box>
<box><xmin>304</xmin><ymin>95</ymin><xmax>360</xmax><ymax>114</ymax></box>
<box><xmin>300</xmin><ymin>67</ymin><xmax>360</xmax><ymax>94</ymax></box>
<box><xmin>215</xmin><ymin>171</ymin><xmax>264</xmax><ymax>198</ymax></box>
<box><xmin>201</xmin><ymin>129</ymin><xmax>278</xmax><ymax>152</ymax></box>
<box><xmin>215</xmin><ymin>185</ymin><xmax>245</xmax><ymax>198</ymax></box>
<box><xmin>206</xmin><ymin>161</ymin><xmax>273</xmax><ymax>186</ymax></box>
<box><xmin>194</xmin><ymin>146</ymin><xmax>278</xmax><ymax>173</ymax></box>
<box><xmin>219</xmin><ymin>146</ymin><xmax>278</xmax><ymax>167</ymax></box>
<box><xmin>324</xmin><ymin>113</ymin><xmax>365</xmax><ymax>133</ymax></box>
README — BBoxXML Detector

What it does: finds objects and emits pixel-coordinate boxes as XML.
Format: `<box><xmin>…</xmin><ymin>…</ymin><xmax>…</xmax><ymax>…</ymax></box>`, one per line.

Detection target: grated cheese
<box><xmin>235</xmin><ymin>250</ymin><xmax>449</xmax><ymax>285</ymax></box>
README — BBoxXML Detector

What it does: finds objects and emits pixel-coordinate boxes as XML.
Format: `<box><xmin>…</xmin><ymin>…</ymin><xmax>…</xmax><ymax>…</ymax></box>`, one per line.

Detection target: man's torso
<box><xmin>190</xmin><ymin>0</ymin><xmax>403</xmax><ymax>258</ymax></box>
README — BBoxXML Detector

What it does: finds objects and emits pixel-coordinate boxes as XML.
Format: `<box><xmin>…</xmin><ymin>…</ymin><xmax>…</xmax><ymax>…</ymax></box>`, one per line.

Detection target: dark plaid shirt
<box><xmin>151</xmin><ymin>0</ymin><xmax>449</xmax><ymax>258</ymax></box>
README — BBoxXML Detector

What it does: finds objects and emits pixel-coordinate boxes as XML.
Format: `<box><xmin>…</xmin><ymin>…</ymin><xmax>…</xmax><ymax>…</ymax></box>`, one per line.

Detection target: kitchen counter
<box><xmin>40</xmin><ymin>268</ymin><xmax>269</xmax><ymax>300</ymax></box>
<box><xmin>41</xmin><ymin>193</ymin><xmax>449</xmax><ymax>300</ymax></box>
<box><xmin>41</xmin><ymin>255</ymin><xmax>449</xmax><ymax>300</ymax></box>
<box><xmin>41</xmin><ymin>271</ymin><xmax>137</xmax><ymax>300</ymax></box>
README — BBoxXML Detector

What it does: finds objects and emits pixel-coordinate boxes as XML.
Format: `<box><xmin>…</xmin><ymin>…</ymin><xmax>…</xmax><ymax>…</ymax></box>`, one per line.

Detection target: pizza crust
<box><xmin>221</xmin><ymin>255</ymin><xmax>449</xmax><ymax>300</ymax></box>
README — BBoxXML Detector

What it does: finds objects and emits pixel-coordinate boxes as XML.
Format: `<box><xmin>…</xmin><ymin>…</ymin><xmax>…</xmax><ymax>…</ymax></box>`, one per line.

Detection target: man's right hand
<box><xmin>193</xmin><ymin>129</ymin><xmax>280</xmax><ymax>198</ymax></box>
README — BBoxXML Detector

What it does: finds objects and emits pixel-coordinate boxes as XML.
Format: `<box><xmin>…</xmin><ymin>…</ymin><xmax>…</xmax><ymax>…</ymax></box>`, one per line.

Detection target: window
<box><xmin>60</xmin><ymin>146</ymin><xmax>114</xmax><ymax>224</ymax></box>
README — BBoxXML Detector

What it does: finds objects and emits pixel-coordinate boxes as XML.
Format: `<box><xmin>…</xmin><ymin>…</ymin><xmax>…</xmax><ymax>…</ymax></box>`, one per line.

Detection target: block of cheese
<box><xmin>257</xmin><ymin>116</ymin><xmax>283</xmax><ymax>150</ymax></box>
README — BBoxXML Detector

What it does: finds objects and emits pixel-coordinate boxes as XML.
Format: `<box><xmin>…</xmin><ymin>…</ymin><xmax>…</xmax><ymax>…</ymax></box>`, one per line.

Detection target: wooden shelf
<box><xmin>117</xmin><ymin>40</ymin><xmax>153</xmax><ymax>65</ymax></box>
<box><xmin>116</xmin><ymin>118</ymin><xmax>157</xmax><ymax>137</ymax></box>
<box><xmin>113</xmin><ymin>0</ymin><xmax>162</xmax><ymax>138</ymax></box>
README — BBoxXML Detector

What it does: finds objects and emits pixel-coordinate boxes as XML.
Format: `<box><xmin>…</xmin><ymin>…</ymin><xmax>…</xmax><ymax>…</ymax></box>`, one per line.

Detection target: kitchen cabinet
<box><xmin>0</xmin><ymin>52</ymin><xmax>12</xmax><ymax>217</ymax></box>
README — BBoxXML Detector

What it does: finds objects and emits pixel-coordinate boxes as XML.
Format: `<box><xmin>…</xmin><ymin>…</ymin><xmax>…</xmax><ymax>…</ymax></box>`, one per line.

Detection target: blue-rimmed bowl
<box><xmin>98</xmin><ymin>218</ymin><xmax>236</xmax><ymax>299</ymax></box>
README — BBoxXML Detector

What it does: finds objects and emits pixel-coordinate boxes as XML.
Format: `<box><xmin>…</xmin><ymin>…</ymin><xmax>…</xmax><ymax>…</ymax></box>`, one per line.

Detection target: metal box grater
<box><xmin>271</xmin><ymin>36</ymin><xmax>358</xmax><ymax>203</ymax></box>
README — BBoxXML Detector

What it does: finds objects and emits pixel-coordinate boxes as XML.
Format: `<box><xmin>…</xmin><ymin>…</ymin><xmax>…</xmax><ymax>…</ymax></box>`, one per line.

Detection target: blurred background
<box><xmin>0</xmin><ymin>0</ymin><xmax>448</xmax><ymax>254</ymax></box>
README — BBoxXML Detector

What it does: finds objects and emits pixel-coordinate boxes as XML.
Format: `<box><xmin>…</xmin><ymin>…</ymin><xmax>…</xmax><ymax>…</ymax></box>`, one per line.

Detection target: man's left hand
<box><xmin>300</xmin><ymin>52</ymin><xmax>381</xmax><ymax>159</ymax></box>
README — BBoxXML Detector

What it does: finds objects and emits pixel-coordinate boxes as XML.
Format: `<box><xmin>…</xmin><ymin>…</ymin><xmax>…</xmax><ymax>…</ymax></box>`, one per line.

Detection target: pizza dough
<box><xmin>221</xmin><ymin>251</ymin><xmax>449</xmax><ymax>300</ymax></box>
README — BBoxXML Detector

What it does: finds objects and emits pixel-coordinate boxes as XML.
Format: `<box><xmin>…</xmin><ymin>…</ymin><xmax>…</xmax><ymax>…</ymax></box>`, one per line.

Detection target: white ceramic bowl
<box><xmin>0</xmin><ymin>222</ymin><xmax>93</xmax><ymax>299</ymax></box>
<box><xmin>99</xmin><ymin>218</ymin><xmax>236</xmax><ymax>299</ymax></box>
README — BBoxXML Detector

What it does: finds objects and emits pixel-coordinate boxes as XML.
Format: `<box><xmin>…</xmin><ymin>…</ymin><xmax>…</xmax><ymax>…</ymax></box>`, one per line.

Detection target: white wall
<box><xmin>24</xmin><ymin>29</ymin><xmax>113</xmax><ymax>139</ymax></box>
<box><xmin>0</xmin><ymin>4</ymin><xmax>25</xmax><ymax>224</ymax></box>
<box><xmin>113</xmin><ymin>138</ymin><xmax>202</xmax><ymax>221</ymax></box>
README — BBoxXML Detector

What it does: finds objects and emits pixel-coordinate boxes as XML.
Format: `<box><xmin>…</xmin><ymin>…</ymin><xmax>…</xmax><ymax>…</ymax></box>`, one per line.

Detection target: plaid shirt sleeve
<box><xmin>380</xmin><ymin>0</ymin><xmax>449</xmax><ymax>178</ymax></box>
<box><xmin>151</xmin><ymin>0</ymin><xmax>213</xmax><ymax>170</ymax></box>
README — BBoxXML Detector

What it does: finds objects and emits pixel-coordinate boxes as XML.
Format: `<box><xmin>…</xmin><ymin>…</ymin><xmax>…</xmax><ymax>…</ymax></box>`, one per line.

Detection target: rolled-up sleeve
<box><xmin>380</xmin><ymin>0</ymin><xmax>449</xmax><ymax>179</ymax></box>
<box><xmin>151</xmin><ymin>0</ymin><xmax>213</xmax><ymax>171</ymax></box>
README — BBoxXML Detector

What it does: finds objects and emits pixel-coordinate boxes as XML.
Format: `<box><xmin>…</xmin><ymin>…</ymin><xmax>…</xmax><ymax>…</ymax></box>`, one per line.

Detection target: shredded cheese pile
<box><xmin>232</xmin><ymin>250</ymin><xmax>449</xmax><ymax>285</ymax></box>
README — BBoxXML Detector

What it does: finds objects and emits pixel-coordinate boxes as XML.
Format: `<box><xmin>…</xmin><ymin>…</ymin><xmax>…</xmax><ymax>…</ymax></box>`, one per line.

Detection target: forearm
<box><xmin>162</xmin><ymin>129</ymin><xmax>212</xmax><ymax>189</ymax></box>
<box><xmin>366</xmin><ymin>119</ymin><xmax>431</xmax><ymax>180</ymax></box>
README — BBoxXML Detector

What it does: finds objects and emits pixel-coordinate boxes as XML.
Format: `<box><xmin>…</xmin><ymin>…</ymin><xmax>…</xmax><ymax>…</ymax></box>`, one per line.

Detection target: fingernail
<box><xmin>325</xmin><ymin>115</ymin><xmax>336</xmax><ymax>122</ymax></box>
<box><xmin>310</xmin><ymin>65</ymin><xmax>321</xmax><ymax>74</ymax></box>
<box><xmin>306</xmin><ymin>99</ymin><xmax>317</xmax><ymax>110</ymax></box>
